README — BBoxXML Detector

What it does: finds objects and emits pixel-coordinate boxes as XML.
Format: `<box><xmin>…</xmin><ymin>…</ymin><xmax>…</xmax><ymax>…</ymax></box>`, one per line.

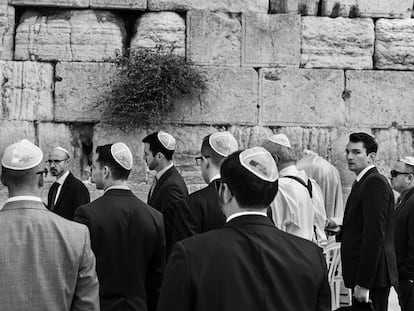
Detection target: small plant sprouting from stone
<box><xmin>349</xmin><ymin>5</ymin><xmax>361</xmax><ymax>18</ymax></box>
<box><xmin>298</xmin><ymin>4</ymin><xmax>308</xmax><ymax>16</ymax></box>
<box><xmin>98</xmin><ymin>48</ymin><xmax>206</xmax><ymax>128</ymax></box>
<box><xmin>330</xmin><ymin>2</ymin><xmax>341</xmax><ymax>18</ymax></box>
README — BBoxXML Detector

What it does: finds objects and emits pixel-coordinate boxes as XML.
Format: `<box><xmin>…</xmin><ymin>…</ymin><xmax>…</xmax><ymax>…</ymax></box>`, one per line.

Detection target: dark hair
<box><xmin>349</xmin><ymin>132</ymin><xmax>378</xmax><ymax>154</ymax></box>
<box><xmin>96</xmin><ymin>144</ymin><xmax>130</xmax><ymax>180</ymax></box>
<box><xmin>142</xmin><ymin>132</ymin><xmax>174</xmax><ymax>160</ymax></box>
<box><xmin>220</xmin><ymin>151</ymin><xmax>278</xmax><ymax>208</ymax></box>
<box><xmin>201</xmin><ymin>134</ymin><xmax>225</xmax><ymax>167</ymax></box>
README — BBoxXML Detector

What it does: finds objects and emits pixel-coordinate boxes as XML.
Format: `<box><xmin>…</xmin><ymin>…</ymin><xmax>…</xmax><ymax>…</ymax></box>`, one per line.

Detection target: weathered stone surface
<box><xmin>187</xmin><ymin>11</ymin><xmax>241</xmax><ymax>66</ymax></box>
<box><xmin>169</xmin><ymin>66</ymin><xmax>258</xmax><ymax>125</ymax></box>
<box><xmin>301</xmin><ymin>17</ymin><xmax>374</xmax><ymax>69</ymax></box>
<box><xmin>374</xmin><ymin>128</ymin><xmax>414</xmax><ymax>178</ymax></box>
<box><xmin>148</xmin><ymin>0</ymin><xmax>268</xmax><ymax>12</ymax></box>
<box><xmin>260</xmin><ymin>68</ymin><xmax>345</xmax><ymax>126</ymax></box>
<box><xmin>229</xmin><ymin>125</ymin><xmax>273</xmax><ymax>149</ymax></box>
<box><xmin>10</xmin><ymin>0</ymin><xmax>88</xmax><ymax>7</ymax></box>
<box><xmin>242</xmin><ymin>13</ymin><xmax>300</xmax><ymax>67</ymax></box>
<box><xmin>345</xmin><ymin>70</ymin><xmax>414</xmax><ymax>127</ymax></box>
<box><xmin>15</xmin><ymin>10</ymin><xmax>126</xmax><ymax>62</ymax></box>
<box><xmin>89</xmin><ymin>0</ymin><xmax>146</xmax><ymax>9</ymax></box>
<box><xmin>130</xmin><ymin>12</ymin><xmax>185</xmax><ymax>56</ymax></box>
<box><xmin>270</xmin><ymin>0</ymin><xmax>319</xmax><ymax>15</ymax></box>
<box><xmin>55</xmin><ymin>62</ymin><xmax>116</xmax><ymax>122</ymax></box>
<box><xmin>0</xmin><ymin>4</ymin><xmax>14</xmax><ymax>60</ymax></box>
<box><xmin>375</xmin><ymin>19</ymin><xmax>414</xmax><ymax>70</ymax></box>
<box><xmin>321</xmin><ymin>0</ymin><xmax>413</xmax><ymax>18</ymax></box>
<box><xmin>0</xmin><ymin>120</ymin><xmax>35</xmax><ymax>154</ymax></box>
<box><xmin>0</xmin><ymin>61</ymin><xmax>53</xmax><ymax>121</ymax></box>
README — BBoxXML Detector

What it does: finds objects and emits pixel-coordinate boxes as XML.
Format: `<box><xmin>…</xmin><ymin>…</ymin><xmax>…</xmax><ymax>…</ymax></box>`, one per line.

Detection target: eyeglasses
<box><xmin>46</xmin><ymin>159</ymin><xmax>67</xmax><ymax>165</ymax></box>
<box><xmin>195</xmin><ymin>155</ymin><xmax>210</xmax><ymax>166</ymax></box>
<box><xmin>390</xmin><ymin>170</ymin><xmax>412</xmax><ymax>178</ymax></box>
<box><xmin>36</xmin><ymin>168</ymin><xmax>48</xmax><ymax>177</ymax></box>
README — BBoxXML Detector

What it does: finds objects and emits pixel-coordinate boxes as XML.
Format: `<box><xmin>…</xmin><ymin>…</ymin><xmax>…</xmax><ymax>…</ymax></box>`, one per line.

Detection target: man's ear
<box><xmin>221</xmin><ymin>183</ymin><xmax>233</xmax><ymax>204</ymax></box>
<box><xmin>103</xmin><ymin>166</ymin><xmax>110</xmax><ymax>179</ymax></box>
<box><xmin>367</xmin><ymin>152</ymin><xmax>376</xmax><ymax>164</ymax></box>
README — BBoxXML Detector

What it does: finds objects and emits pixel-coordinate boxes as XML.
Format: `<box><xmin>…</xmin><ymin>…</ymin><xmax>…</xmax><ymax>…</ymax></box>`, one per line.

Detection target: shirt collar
<box><xmin>156</xmin><ymin>163</ymin><xmax>173</xmax><ymax>180</ymax></box>
<box><xmin>279</xmin><ymin>165</ymin><xmax>298</xmax><ymax>177</ymax></box>
<box><xmin>209</xmin><ymin>174</ymin><xmax>220</xmax><ymax>183</ymax></box>
<box><xmin>6</xmin><ymin>196</ymin><xmax>43</xmax><ymax>204</ymax></box>
<box><xmin>104</xmin><ymin>185</ymin><xmax>130</xmax><ymax>193</ymax></box>
<box><xmin>56</xmin><ymin>170</ymin><xmax>70</xmax><ymax>185</ymax></box>
<box><xmin>226</xmin><ymin>211</ymin><xmax>268</xmax><ymax>223</ymax></box>
<box><xmin>356</xmin><ymin>165</ymin><xmax>375</xmax><ymax>182</ymax></box>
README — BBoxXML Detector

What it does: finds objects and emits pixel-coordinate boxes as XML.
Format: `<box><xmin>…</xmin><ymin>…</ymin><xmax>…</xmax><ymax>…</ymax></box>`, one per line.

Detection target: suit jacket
<box><xmin>75</xmin><ymin>189</ymin><xmax>165</xmax><ymax>311</ymax></box>
<box><xmin>157</xmin><ymin>215</ymin><xmax>331</xmax><ymax>311</ymax></box>
<box><xmin>0</xmin><ymin>199</ymin><xmax>99</xmax><ymax>311</ymax></box>
<box><xmin>340</xmin><ymin>167</ymin><xmax>398</xmax><ymax>289</ymax></box>
<box><xmin>187</xmin><ymin>179</ymin><xmax>225</xmax><ymax>234</ymax></box>
<box><xmin>147</xmin><ymin>166</ymin><xmax>192</xmax><ymax>255</ymax></box>
<box><xmin>394</xmin><ymin>187</ymin><xmax>414</xmax><ymax>281</ymax></box>
<box><xmin>47</xmin><ymin>172</ymin><xmax>90</xmax><ymax>220</ymax></box>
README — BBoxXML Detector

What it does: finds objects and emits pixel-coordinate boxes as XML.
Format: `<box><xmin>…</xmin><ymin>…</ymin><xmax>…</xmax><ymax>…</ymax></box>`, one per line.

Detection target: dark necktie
<box><xmin>49</xmin><ymin>182</ymin><xmax>60</xmax><ymax>211</ymax></box>
<box><xmin>149</xmin><ymin>176</ymin><xmax>158</xmax><ymax>200</ymax></box>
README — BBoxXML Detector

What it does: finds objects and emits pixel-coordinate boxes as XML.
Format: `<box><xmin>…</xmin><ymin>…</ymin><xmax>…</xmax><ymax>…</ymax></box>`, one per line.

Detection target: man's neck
<box><xmin>8</xmin><ymin>188</ymin><xmax>41</xmax><ymax>198</ymax></box>
<box><xmin>278</xmin><ymin>161</ymin><xmax>295</xmax><ymax>172</ymax></box>
<box><xmin>156</xmin><ymin>160</ymin><xmax>173</xmax><ymax>172</ymax></box>
<box><xmin>55</xmin><ymin>169</ymin><xmax>69</xmax><ymax>180</ymax></box>
<box><xmin>103</xmin><ymin>179</ymin><xmax>128</xmax><ymax>191</ymax></box>
<box><xmin>208</xmin><ymin>167</ymin><xmax>221</xmax><ymax>183</ymax></box>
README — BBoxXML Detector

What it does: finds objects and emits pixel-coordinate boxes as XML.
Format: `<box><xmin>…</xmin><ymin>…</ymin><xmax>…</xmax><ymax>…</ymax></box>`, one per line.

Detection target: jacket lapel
<box><xmin>394</xmin><ymin>188</ymin><xmax>414</xmax><ymax>217</ymax></box>
<box><xmin>54</xmin><ymin>172</ymin><xmax>72</xmax><ymax>209</ymax></box>
<box><xmin>149</xmin><ymin>166</ymin><xmax>174</xmax><ymax>203</ymax></box>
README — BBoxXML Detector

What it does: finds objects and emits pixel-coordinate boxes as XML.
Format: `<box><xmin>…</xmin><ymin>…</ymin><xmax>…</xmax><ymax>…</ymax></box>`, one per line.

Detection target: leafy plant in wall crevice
<box><xmin>99</xmin><ymin>48</ymin><xmax>206</xmax><ymax>128</ymax></box>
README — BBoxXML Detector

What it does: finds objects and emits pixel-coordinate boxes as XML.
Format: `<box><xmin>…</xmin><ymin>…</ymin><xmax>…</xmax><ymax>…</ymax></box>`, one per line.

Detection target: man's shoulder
<box><xmin>65</xmin><ymin>172</ymin><xmax>88</xmax><ymax>188</ymax></box>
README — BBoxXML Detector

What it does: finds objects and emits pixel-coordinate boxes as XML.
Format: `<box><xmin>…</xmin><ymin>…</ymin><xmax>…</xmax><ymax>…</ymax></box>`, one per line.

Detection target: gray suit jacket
<box><xmin>0</xmin><ymin>199</ymin><xmax>100</xmax><ymax>311</ymax></box>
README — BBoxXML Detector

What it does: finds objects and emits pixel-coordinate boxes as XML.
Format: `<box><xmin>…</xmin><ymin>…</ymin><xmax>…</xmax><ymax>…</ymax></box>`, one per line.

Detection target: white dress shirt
<box><xmin>53</xmin><ymin>171</ymin><xmax>70</xmax><ymax>205</ymax></box>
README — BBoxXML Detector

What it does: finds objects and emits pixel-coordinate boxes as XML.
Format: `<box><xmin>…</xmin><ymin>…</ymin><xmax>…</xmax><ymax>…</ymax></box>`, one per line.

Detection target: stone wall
<box><xmin>1</xmin><ymin>0</ymin><xmax>414</xmax><ymax>203</ymax></box>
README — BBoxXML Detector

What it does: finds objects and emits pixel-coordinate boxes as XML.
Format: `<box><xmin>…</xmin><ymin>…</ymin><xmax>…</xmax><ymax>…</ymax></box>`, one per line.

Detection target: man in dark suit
<box><xmin>334</xmin><ymin>132</ymin><xmax>398</xmax><ymax>311</ymax></box>
<box><xmin>187</xmin><ymin>131</ymin><xmax>238</xmax><ymax>234</ymax></box>
<box><xmin>74</xmin><ymin>142</ymin><xmax>165</xmax><ymax>311</ymax></box>
<box><xmin>390</xmin><ymin>156</ymin><xmax>414</xmax><ymax>311</ymax></box>
<box><xmin>143</xmin><ymin>131</ymin><xmax>192</xmax><ymax>256</ymax></box>
<box><xmin>47</xmin><ymin>146</ymin><xmax>90</xmax><ymax>220</ymax></box>
<box><xmin>157</xmin><ymin>147</ymin><xmax>331</xmax><ymax>311</ymax></box>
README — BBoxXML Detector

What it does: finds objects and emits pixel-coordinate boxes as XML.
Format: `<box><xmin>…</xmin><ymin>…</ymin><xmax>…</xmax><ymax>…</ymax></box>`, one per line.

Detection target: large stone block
<box><xmin>321</xmin><ymin>0</ymin><xmax>413</xmax><ymax>18</ymax></box>
<box><xmin>169</xmin><ymin>66</ymin><xmax>259</xmax><ymax>125</ymax></box>
<box><xmin>242</xmin><ymin>13</ymin><xmax>300</xmax><ymax>67</ymax></box>
<box><xmin>270</xmin><ymin>0</ymin><xmax>319</xmax><ymax>15</ymax></box>
<box><xmin>0</xmin><ymin>120</ymin><xmax>35</xmax><ymax>155</ymax></box>
<box><xmin>0</xmin><ymin>4</ymin><xmax>14</xmax><ymax>60</ymax></box>
<box><xmin>10</xmin><ymin>0</ymin><xmax>88</xmax><ymax>7</ymax></box>
<box><xmin>55</xmin><ymin>62</ymin><xmax>116</xmax><ymax>122</ymax></box>
<box><xmin>345</xmin><ymin>70</ymin><xmax>414</xmax><ymax>128</ymax></box>
<box><xmin>301</xmin><ymin>17</ymin><xmax>374</xmax><ymax>69</ymax></box>
<box><xmin>0</xmin><ymin>61</ymin><xmax>53</xmax><ymax>121</ymax></box>
<box><xmin>89</xmin><ymin>0</ymin><xmax>146</xmax><ymax>9</ymax></box>
<box><xmin>374</xmin><ymin>128</ymin><xmax>414</xmax><ymax>177</ymax></box>
<box><xmin>187</xmin><ymin>11</ymin><xmax>241</xmax><ymax>66</ymax></box>
<box><xmin>148</xmin><ymin>0</ymin><xmax>268</xmax><ymax>12</ymax></box>
<box><xmin>259</xmin><ymin>68</ymin><xmax>345</xmax><ymax>126</ymax></box>
<box><xmin>375</xmin><ymin>19</ymin><xmax>414</xmax><ymax>70</ymax></box>
<box><xmin>15</xmin><ymin>10</ymin><xmax>126</xmax><ymax>62</ymax></box>
<box><xmin>130</xmin><ymin>12</ymin><xmax>185</xmax><ymax>55</ymax></box>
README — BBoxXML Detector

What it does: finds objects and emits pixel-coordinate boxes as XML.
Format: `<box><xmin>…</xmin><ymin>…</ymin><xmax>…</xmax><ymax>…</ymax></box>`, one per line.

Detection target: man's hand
<box><xmin>354</xmin><ymin>285</ymin><xmax>370</xmax><ymax>303</ymax></box>
<box><xmin>325</xmin><ymin>218</ymin><xmax>341</xmax><ymax>236</ymax></box>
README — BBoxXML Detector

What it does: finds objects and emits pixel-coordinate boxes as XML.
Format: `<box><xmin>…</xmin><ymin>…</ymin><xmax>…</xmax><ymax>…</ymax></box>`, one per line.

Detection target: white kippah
<box><xmin>111</xmin><ymin>142</ymin><xmax>133</xmax><ymax>170</ymax></box>
<box><xmin>2</xmin><ymin>139</ymin><xmax>43</xmax><ymax>170</ymax></box>
<box><xmin>54</xmin><ymin>146</ymin><xmax>70</xmax><ymax>158</ymax></box>
<box><xmin>239</xmin><ymin>147</ymin><xmax>278</xmax><ymax>182</ymax></box>
<box><xmin>267</xmin><ymin>134</ymin><xmax>291</xmax><ymax>148</ymax></box>
<box><xmin>400</xmin><ymin>156</ymin><xmax>414</xmax><ymax>167</ymax></box>
<box><xmin>158</xmin><ymin>131</ymin><xmax>176</xmax><ymax>151</ymax></box>
<box><xmin>209</xmin><ymin>131</ymin><xmax>238</xmax><ymax>157</ymax></box>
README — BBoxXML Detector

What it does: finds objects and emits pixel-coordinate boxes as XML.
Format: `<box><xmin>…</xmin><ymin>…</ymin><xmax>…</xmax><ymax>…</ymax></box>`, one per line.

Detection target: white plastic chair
<box><xmin>324</xmin><ymin>239</ymin><xmax>351</xmax><ymax>309</ymax></box>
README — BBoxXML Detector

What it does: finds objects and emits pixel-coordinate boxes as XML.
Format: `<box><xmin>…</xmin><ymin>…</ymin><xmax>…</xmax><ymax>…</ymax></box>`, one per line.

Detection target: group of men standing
<box><xmin>0</xmin><ymin>130</ymin><xmax>413</xmax><ymax>311</ymax></box>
